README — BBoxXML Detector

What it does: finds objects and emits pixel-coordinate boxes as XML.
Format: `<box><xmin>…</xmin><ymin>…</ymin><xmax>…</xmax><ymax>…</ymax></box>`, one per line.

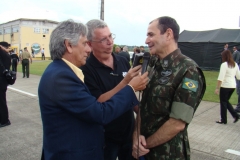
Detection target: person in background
<box><xmin>118</xmin><ymin>46</ymin><xmax>130</xmax><ymax>62</ymax></box>
<box><xmin>41</xmin><ymin>48</ymin><xmax>45</xmax><ymax>60</ymax></box>
<box><xmin>19</xmin><ymin>49</ymin><xmax>23</xmax><ymax>60</ymax></box>
<box><xmin>232</xmin><ymin>46</ymin><xmax>240</xmax><ymax>63</ymax></box>
<box><xmin>20</xmin><ymin>47</ymin><xmax>32</xmax><ymax>78</ymax></box>
<box><xmin>224</xmin><ymin>44</ymin><xmax>228</xmax><ymax>50</ymax></box>
<box><xmin>131</xmin><ymin>47</ymin><xmax>137</xmax><ymax>64</ymax></box>
<box><xmin>132</xmin><ymin>16</ymin><xmax>206</xmax><ymax>160</ymax></box>
<box><xmin>215</xmin><ymin>50</ymin><xmax>240</xmax><ymax>124</ymax></box>
<box><xmin>38</xmin><ymin>19</ymin><xmax>148</xmax><ymax>160</ymax></box>
<box><xmin>82</xmin><ymin>19</ymin><xmax>144</xmax><ymax>160</ymax></box>
<box><xmin>114</xmin><ymin>46</ymin><xmax>121</xmax><ymax>55</ymax></box>
<box><xmin>232</xmin><ymin>46</ymin><xmax>240</xmax><ymax>113</ymax></box>
<box><xmin>31</xmin><ymin>47</ymin><xmax>35</xmax><ymax>58</ymax></box>
<box><xmin>0</xmin><ymin>42</ymin><xmax>12</xmax><ymax>128</ymax></box>
<box><xmin>10</xmin><ymin>49</ymin><xmax>19</xmax><ymax>72</ymax></box>
<box><xmin>132</xmin><ymin>47</ymin><xmax>141</xmax><ymax>65</ymax></box>
<box><xmin>140</xmin><ymin>45</ymin><xmax>145</xmax><ymax>53</ymax></box>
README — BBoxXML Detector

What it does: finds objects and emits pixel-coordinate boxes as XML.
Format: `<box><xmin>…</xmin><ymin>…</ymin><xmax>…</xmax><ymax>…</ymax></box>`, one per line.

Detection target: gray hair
<box><xmin>50</xmin><ymin>19</ymin><xmax>88</xmax><ymax>60</ymax></box>
<box><xmin>86</xmin><ymin>19</ymin><xmax>107</xmax><ymax>41</ymax></box>
<box><xmin>123</xmin><ymin>46</ymin><xmax>128</xmax><ymax>52</ymax></box>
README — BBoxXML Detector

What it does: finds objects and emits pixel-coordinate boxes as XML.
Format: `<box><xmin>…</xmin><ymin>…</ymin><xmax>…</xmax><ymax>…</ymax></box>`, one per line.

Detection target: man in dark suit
<box><xmin>118</xmin><ymin>46</ymin><xmax>130</xmax><ymax>62</ymax></box>
<box><xmin>38</xmin><ymin>19</ymin><xmax>148</xmax><ymax>160</ymax></box>
<box><xmin>233</xmin><ymin>46</ymin><xmax>240</xmax><ymax>113</ymax></box>
<box><xmin>232</xmin><ymin>46</ymin><xmax>240</xmax><ymax>64</ymax></box>
<box><xmin>10</xmin><ymin>49</ymin><xmax>19</xmax><ymax>72</ymax></box>
<box><xmin>0</xmin><ymin>42</ymin><xmax>11</xmax><ymax>128</ymax></box>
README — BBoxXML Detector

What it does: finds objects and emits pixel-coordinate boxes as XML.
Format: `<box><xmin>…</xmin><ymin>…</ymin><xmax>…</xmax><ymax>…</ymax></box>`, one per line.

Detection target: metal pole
<box><xmin>100</xmin><ymin>0</ymin><xmax>104</xmax><ymax>21</ymax></box>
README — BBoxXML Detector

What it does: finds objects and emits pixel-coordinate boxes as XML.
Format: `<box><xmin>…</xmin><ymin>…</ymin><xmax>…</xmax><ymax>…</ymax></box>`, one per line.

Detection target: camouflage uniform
<box><xmin>140</xmin><ymin>49</ymin><xmax>206</xmax><ymax>160</ymax></box>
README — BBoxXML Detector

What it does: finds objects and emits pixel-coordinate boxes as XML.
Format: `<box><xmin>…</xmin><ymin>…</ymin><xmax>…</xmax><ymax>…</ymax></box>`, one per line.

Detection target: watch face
<box><xmin>31</xmin><ymin>43</ymin><xmax>41</xmax><ymax>54</ymax></box>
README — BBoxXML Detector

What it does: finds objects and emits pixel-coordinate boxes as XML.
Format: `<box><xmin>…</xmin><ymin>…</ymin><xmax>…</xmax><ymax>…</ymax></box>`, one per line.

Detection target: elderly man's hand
<box><xmin>129</xmin><ymin>72</ymin><xmax>148</xmax><ymax>92</ymax></box>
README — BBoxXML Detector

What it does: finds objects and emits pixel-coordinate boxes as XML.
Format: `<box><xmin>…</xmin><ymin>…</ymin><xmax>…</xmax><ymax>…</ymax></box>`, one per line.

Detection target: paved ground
<box><xmin>0</xmin><ymin>72</ymin><xmax>240</xmax><ymax>160</ymax></box>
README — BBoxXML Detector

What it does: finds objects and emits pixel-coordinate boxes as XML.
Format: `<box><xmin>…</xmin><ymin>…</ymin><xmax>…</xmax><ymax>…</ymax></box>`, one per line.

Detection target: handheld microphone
<box><xmin>141</xmin><ymin>52</ymin><xmax>150</xmax><ymax>74</ymax></box>
<box><xmin>132</xmin><ymin>53</ymin><xmax>144</xmax><ymax>68</ymax></box>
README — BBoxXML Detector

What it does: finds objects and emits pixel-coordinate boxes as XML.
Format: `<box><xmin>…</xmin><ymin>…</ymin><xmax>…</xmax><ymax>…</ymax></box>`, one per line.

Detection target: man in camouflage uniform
<box><xmin>132</xmin><ymin>16</ymin><xmax>206</xmax><ymax>160</ymax></box>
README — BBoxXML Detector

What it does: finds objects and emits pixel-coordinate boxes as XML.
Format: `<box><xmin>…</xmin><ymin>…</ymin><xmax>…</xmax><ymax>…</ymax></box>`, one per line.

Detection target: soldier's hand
<box><xmin>132</xmin><ymin>134</ymin><xmax>150</xmax><ymax>159</ymax></box>
<box><xmin>129</xmin><ymin>72</ymin><xmax>148</xmax><ymax>92</ymax></box>
<box><xmin>122</xmin><ymin>65</ymin><xmax>141</xmax><ymax>85</ymax></box>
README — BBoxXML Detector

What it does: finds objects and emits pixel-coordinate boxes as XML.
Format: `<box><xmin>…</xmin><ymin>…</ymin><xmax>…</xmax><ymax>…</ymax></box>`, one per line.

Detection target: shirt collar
<box><xmin>87</xmin><ymin>52</ymin><xmax>120</xmax><ymax>68</ymax></box>
<box><xmin>62</xmin><ymin>58</ymin><xmax>84</xmax><ymax>82</ymax></box>
<box><xmin>155</xmin><ymin>48</ymin><xmax>181</xmax><ymax>69</ymax></box>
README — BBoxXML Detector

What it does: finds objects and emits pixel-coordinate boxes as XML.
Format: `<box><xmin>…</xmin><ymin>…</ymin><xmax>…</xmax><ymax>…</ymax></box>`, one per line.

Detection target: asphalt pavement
<box><xmin>0</xmin><ymin>71</ymin><xmax>240</xmax><ymax>160</ymax></box>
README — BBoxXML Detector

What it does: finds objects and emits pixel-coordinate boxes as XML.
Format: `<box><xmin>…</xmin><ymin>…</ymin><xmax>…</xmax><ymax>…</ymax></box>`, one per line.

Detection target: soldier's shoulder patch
<box><xmin>182</xmin><ymin>77</ymin><xmax>198</xmax><ymax>92</ymax></box>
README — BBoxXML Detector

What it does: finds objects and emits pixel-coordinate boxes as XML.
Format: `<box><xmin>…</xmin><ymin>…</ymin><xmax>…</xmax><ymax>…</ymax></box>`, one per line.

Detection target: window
<box><xmin>4</xmin><ymin>28</ymin><xmax>11</xmax><ymax>34</ymax></box>
<box><xmin>34</xmin><ymin>28</ymin><xmax>41</xmax><ymax>33</ymax></box>
<box><xmin>0</xmin><ymin>30</ymin><xmax>2</xmax><ymax>35</ymax></box>
<box><xmin>42</xmin><ymin>28</ymin><xmax>49</xmax><ymax>34</ymax></box>
<box><xmin>12</xmin><ymin>27</ymin><xmax>19</xmax><ymax>33</ymax></box>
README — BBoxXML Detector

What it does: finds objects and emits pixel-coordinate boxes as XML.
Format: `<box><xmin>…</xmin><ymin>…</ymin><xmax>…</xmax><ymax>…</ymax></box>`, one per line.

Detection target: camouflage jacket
<box><xmin>140</xmin><ymin>49</ymin><xmax>206</xmax><ymax>160</ymax></box>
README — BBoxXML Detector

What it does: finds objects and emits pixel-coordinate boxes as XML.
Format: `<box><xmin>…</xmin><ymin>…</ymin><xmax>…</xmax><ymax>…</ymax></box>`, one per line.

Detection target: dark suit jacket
<box><xmin>38</xmin><ymin>59</ymin><xmax>138</xmax><ymax>160</ymax></box>
<box><xmin>233</xmin><ymin>50</ymin><xmax>240</xmax><ymax>64</ymax></box>
<box><xmin>118</xmin><ymin>51</ymin><xmax>130</xmax><ymax>62</ymax></box>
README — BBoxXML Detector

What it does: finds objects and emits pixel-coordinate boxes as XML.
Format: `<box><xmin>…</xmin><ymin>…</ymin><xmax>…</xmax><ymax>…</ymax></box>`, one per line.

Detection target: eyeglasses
<box><xmin>91</xmin><ymin>33</ymin><xmax>116</xmax><ymax>44</ymax></box>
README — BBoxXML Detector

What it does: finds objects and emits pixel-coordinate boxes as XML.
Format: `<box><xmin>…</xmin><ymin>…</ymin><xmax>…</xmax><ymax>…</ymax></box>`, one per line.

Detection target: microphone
<box><xmin>141</xmin><ymin>52</ymin><xmax>150</xmax><ymax>74</ymax></box>
<box><xmin>132</xmin><ymin>52</ymin><xmax>144</xmax><ymax>68</ymax></box>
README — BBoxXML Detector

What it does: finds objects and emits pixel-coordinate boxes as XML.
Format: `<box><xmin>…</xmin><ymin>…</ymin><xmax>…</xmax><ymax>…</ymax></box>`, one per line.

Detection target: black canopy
<box><xmin>178</xmin><ymin>28</ymin><xmax>240</xmax><ymax>70</ymax></box>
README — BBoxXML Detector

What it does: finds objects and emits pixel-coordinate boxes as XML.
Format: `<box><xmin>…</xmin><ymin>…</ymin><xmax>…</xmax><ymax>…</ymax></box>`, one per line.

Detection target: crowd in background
<box><xmin>114</xmin><ymin>45</ymin><xmax>146</xmax><ymax>64</ymax></box>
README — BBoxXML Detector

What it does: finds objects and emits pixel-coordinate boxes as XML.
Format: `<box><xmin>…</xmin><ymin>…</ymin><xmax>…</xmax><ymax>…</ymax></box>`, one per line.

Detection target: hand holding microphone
<box><xmin>132</xmin><ymin>52</ymin><xmax>151</xmax><ymax>74</ymax></box>
<box><xmin>128</xmin><ymin>72</ymin><xmax>148</xmax><ymax>91</ymax></box>
<box><xmin>128</xmin><ymin>52</ymin><xmax>151</xmax><ymax>91</ymax></box>
<box><xmin>122</xmin><ymin>65</ymin><xmax>142</xmax><ymax>85</ymax></box>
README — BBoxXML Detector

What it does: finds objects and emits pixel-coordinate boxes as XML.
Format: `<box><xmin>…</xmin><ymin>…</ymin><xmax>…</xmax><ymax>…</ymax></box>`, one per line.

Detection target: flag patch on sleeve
<box><xmin>182</xmin><ymin>78</ymin><xmax>198</xmax><ymax>92</ymax></box>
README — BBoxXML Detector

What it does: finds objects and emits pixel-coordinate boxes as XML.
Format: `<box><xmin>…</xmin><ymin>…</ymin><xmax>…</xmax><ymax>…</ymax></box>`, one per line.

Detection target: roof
<box><xmin>178</xmin><ymin>28</ymin><xmax>240</xmax><ymax>43</ymax></box>
<box><xmin>0</xmin><ymin>18</ymin><xmax>59</xmax><ymax>25</ymax></box>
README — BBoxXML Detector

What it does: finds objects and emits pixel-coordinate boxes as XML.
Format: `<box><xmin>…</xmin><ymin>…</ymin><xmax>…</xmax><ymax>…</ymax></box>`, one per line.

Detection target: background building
<box><xmin>0</xmin><ymin>18</ymin><xmax>58</xmax><ymax>59</ymax></box>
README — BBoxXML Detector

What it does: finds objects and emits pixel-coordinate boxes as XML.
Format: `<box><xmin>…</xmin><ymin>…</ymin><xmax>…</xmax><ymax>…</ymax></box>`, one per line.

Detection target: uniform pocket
<box><xmin>148</xmin><ymin>86</ymin><xmax>174</xmax><ymax>115</ymax></box>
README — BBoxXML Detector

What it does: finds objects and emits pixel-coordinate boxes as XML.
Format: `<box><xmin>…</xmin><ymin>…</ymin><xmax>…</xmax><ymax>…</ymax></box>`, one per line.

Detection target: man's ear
<box><xmin>166</xmin><ymin>28</ymin><xmax>173</xmax><ymax>40</ymax></box>
<box><xmin>64</xmin><ymin>40</ymin><xmax>73</xmax><ymax>53</ymax></box>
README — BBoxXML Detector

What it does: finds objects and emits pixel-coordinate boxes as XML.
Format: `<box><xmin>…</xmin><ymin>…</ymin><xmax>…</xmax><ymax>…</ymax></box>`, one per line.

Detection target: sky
<box><xmin>0</xmin><ymin>0</ymin><xmax>240</xmax><ymax>46</ymax></box>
